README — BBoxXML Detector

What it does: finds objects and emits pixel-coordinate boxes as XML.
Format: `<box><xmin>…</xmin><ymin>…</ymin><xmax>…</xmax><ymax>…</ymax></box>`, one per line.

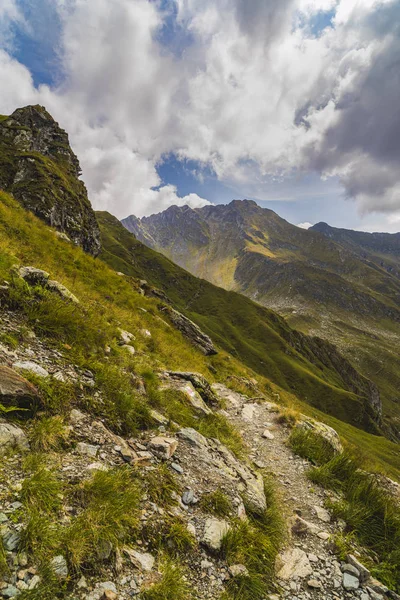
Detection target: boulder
<box><xmin>47</xmin><ymin>280</ymin><xmax>79</xmax><ymax>304</ymax></box>
<box><xmin>164</xmin><ymin>372</ymin><xmax>219</xmax><ymax>406</ymax></box>
<box><xmin>160</xmin><ymin>378</ymin><xmax>211</xmax><ymax>416</ymax></box>
<box><xmin>0</xmin><ymin>421</ymin><xmax>29</xmax><ymax>451</ymax></box>
<box><xmin>159</xmin><ymin>306</ymin><xmax>217</xmax><ymax>355</ymax></box>
<box><xmin>295</xmin><ymin>418</ymin><xmax>343</xmax><ymax>455</ymax></box>
<box><xmin>177</xmin><ymin>427</ymin><xmax>208</xmax><ymax>448</ymax></box>
<box><xmin>202</xmin><ymin>518</ymin><xmax>230</xmax><ymax>551</ymax></box>
<box><xmin>346</xmin><ymin>554</ymin><xmax>370</xmax><ymax>584</ymax></box>
<box><xmin>276</xmin><ymin>548</ymin><xmax>313</xmax><ymax>580</ymax></box>
<box><xmin>343</xmin><ymin>572</ymin><xmax>360</xmax><ymax>590</ymax></box>
<box><xmin>124</xmin><ymin>548</ymin><xmax>155</xmax><ymax>572</ymax></box>
<box><xmin>0</xmin><ymin>365</ymin><xmax>40</xmax><ymax>412</ymax></box>
<box><xmin>18</xmin><ymin>266</ymin><xmax>49</xmax><ymax>286</ymax></box>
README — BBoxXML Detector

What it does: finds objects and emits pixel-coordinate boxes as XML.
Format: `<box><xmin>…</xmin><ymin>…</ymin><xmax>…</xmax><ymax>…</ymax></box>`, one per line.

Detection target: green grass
<box><xmin>288</xmin><ymin>427</ymin><xmax>337</xmax><ymax>466</ymax></box>
<box><xmin>308</xmin><ymin>454</ymin><xmax>400</xmax><ymax>591</ymax></box>
<box><xmin>142</xmin><ymin>516</ymin><xmax>196</xmax><ymax>558</ymax></box>
<box><xmin>0</xmin><ymin>537</ymin><xmax>9</xmax><ymax>577</ymax></box>
<box><xmin>141</xmin><ymin>560</ymin><xmax>192</xmax><ymax>600</ymax></box>
<box><xmin>219</xmin><ymin>478</ymin><xmax>284</xmax><ymax>600</ymax></box>
<box><xmin>199</xmin><ymin>490</ymin><xmax>233</xmax><ymax>517</ymax></box>
<box><xmin>29</xmin><ymin>416</ymin><xmax>69</xmax><ymax>452</ymax></box>
<box><xmin>64</xmin><ymin>466</ymin><xmax>141</xmax><ymax>570</ymax></box>
<box><xmin>144</xmin><ymin>463</ymin><xmax>181</xmax><ymax>507</ymax></box>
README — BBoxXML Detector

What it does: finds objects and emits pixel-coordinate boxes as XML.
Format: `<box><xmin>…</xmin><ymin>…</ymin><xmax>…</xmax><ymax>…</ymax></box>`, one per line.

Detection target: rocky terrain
<box><xmin>1</xmin><ymin>305</ymin><xmax>399</xmax><ymax>600</ymax></box>
<box><xmin>0</xmin><ymin>105</ymin><xmax>399</xmax><ymax>600</ymax></box>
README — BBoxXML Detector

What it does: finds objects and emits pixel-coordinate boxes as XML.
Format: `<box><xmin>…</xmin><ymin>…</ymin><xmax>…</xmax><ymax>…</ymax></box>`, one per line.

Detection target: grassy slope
<box><xmin>0</xmin><ymin>192</ymin><xmax>398</xmax><ymax>480</ymax></box>
<box><xmin>97</xmin><ymin>211</ymin><xmax>383</xmax><ymax>431</ymax></box>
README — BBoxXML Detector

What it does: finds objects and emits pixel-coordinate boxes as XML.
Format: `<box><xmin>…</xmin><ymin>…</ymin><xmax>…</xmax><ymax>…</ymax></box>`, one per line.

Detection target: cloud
<box><xmin>297</xmin><ymin>222</ymin><xmax>313</xmax><ymax>229</ymax></box>
<box><xmin>0</xmin><ymin>0</ymin><xmax>398</xmax><ymax>220</ymax></box>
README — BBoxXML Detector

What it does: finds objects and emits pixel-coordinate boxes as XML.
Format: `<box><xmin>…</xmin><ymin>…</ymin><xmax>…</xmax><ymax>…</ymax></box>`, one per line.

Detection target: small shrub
<box><xmin>19</xmin><ymin>510</ymin><xmax>61</xmax><ymax>560</ymax></box>
<box><xmin>144</xmin><ymin>464</ymin><xmax>181</xmax><ymax>507</ymax></box>
<box><xmin>25</xmin><ymin>375</ymin><xmax>77</xmax><ymax>417</ymax></box>
<box><xmin>199</xmin><ymin>490</ymin><xmax>233</xmax><ymax>517</ymax></box>
<box><xmin>30</xmin><ymin>416</ymin><xmax>69</xmax><ymax>452</ymax></box>
<box><xmin>142</xmin><ymin>516</ymin><xmax>196</xmax><ymax>557</ymax></box>
<box><xmin>20</xmin><ymin>468</ymin><xmax>62</xmax><ymax>514</ymax></box>
<box><xmin>0</xmin><ymin>332</ymin><xmax>18</xmax><ymax>349</ymax></box>
<box><xmin>141</xmin><ymin>559</ymin><xmax>191</xmax><ymax>600</ymax></box>
<box><xmin>288</xmin><ymin>428</ymin><xmax>335</xmax><ymax>466</ymax></box>
<box><xmin>0</xmin><ymin>537</ymin><xmax>9</xmax><ymax>577</ymax></box>
<box><xmin>276</xmin><ymin>408</ymin><xmax>298</xmax><ymax>428</ymax></box>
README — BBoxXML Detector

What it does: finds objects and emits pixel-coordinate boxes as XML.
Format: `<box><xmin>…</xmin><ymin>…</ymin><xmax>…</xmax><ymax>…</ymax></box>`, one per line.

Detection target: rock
<box><xmin>118</xmin><ymin>329</ymin><xmax>135</xmax><ymax>344</ymax></box>
<box><xmin>290</xmin><ymin>515</ymin><xmax>319</xmax><ymax>536</ymax></box>
<box><xmin>0</xmin><ymin>365</ymin><xmax>40</xmax><ymax>411</ymax></box>
<box><xmin>148</xmin><ymin>436</ymin><xmax>178</xmax><ymax>459</ymax></box>
<box><xmin>140</xmin><ymin>329</ymin><xmax>152</xmax><ymax>338</ymax></box>
<box><xmin>182</xmin><ymin>490</ymin><xmax>198</xmax><ymax>505</ymax></box>
<box><xmin>55</xmin><ymin>231</ymin><xmax>71</xmax><ymax>242</ymax></box>
<box><xmin>102</xmin><ymin>591</ymin><xmax>117</xmax><ymax>600</ymax></box>
<box><xmin>160</xmin><ymin>378</ymin><xmax>211</xmax><ymax>416</ymax></box>
<box><xmin>70</xmin><ymin>408</ymin><xmax>86</xmax><ymax>424</ymax></box>
<box><xmin>276</xmin><ymin>548</ymin><xmax>313</xmax><ymax>580</ymax></box>
<box><xmin>159</xmin><ymin>306</ymin><xmax>217</xmax><ymax>355</ymax></box>
<box><xmin>262</xmin><ymin>429</ymin><xmax>275</xmax><ymax>440</ymax></box>
<box><xmin>241</xmin><ymin>404</ymin><xmax>257</xmax><ymax>421</ymax></box>
<box><xmin>86</xmin><ymin>462</ymin><xmax>108</xmax><ymax>472</ymax></box>
<box><xmin>342</xmin><ymin>563</ymin><xmax>360</xmax><ymax>577</ymax></box>
<box><xmin>2</xmin><ymin>530</ymin><xmax>20</xmax><ymax>551</ymax></box>
<box><xmin>122</xmin><ymin>345</ymin><xmax>135</xmax><ymax>355</ymax></box>
<box><xmin>0</xmin><ymin>421</ymin><xmax>29</xmax><ymax>451</ymax></box>
<box><xmin>164</xmin><ymin>372</ymin><xmax>219</xmax><ymax>406</ymax></box>
<box><xmin>1</xmin><ymin>585</ymin><xmax>19</xmax><ymax>598</ymax></box>
<box><xmin>171</xmin><ymin>462</ymin><xmax>183</xmax><ymax>474</ymax></box>
<box><xmin>124</xmin><ymin>548</ymin><xmax>155</xmax><ymax>572</ymax></box>
<box><xmin>177</xmin><ymin>427</ymin><xmax>208</xmax><ymax>448</ymax></box>
<box><xmin>202</xmin><ymin>518</ymin><xmax>230</xmax><ymax>551</ymax></box>
<box><xmin>77</xmin><ymin>442</ymin><xmax>98</xmax><ymax>457</ymax></box>
<box><xmin>18</xmin><ymin>266</ymin><xmax>49</xmax><ymax>286</ymax></box>
<box><xmin>13</xmin><ymin>360</ymin><xmax>49</xmax><ymax>378</ymax></box>
<box><xmin>317</xmin><ymin>531</ymin><xmax>330</xmax><ymax>540</ymax></box>
<box><xmin>150</xmin><ymin>409</ymin><xmax>168</xmax><ymax>425</ymax></box>
<box><xmin>229</xmin><ymin>564</ymin><xmax>249</xmax><ymax>577</ymax></box>
<box><xmin>307</xmin><ymin>579</ymin><xmax>322</xmax><ymax>588</ymax></box>
<box><xmin>343</xmin><ymin>572</ymin><xmax>360</xmax><ymax>590</ymax></box>
<box><xmin>47</xmin><ymin>280</ymin><xmax>79</xmax><ymax>303</ymax></box>
<box><xmin>295</xmin><ymin>418</ymin><xmax>343</xmax><ymax>455</ymax></box>
<box><xmin>314</xmin><ymin>505</ymin><xmax>331</xmax><ymax>523</ymax></box>
<box><xmin>346</xmin><ymin>554</ymin><xmax>370</xmax><ymax>583</ymax></box>
<box><xmin>50</xmin><ymin>555</ymin><xmax>68</xmax><ymax>579</ymax></box>
<box><xmin>0</xmin><ymin>106</ymin><xmax>101</xmax><ymax>255</ymax></box>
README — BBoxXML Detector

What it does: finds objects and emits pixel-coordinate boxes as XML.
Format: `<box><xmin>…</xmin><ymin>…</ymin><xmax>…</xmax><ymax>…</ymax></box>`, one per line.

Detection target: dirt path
<box><xmin>218</xmin><ymin>386</ymin><xmax>370</xmax><ymax>600</ymax></box>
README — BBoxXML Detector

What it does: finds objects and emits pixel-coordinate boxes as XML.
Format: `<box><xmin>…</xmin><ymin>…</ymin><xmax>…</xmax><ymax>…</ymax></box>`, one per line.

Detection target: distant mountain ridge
<box><xmin>122</xmin><ymin>201</ymin><xmax>400</xmax><ymax>438</ymax></box>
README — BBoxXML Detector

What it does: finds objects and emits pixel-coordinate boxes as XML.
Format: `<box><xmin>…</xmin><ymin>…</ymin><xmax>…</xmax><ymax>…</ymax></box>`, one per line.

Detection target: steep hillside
<box><xmin>0</xmin><ymin>105</ymin><xmax>100</xmax><ymax>255</ymax></box>
<box><xmin>122</xmin><ymin>202</ymin><xmax>400</xmax><ymax>436</ymax></box>
<box><xmin>98</xmin><ymin>212</ymin><xmax>383</xmax><ymax>434</ymax></box>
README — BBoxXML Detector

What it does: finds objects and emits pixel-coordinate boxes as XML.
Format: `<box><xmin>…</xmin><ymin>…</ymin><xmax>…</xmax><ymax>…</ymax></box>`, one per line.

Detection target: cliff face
<box><xmin>0</xmin><ymin>105</ymin><xmax>100</xmax><ymax>255</ymax></box>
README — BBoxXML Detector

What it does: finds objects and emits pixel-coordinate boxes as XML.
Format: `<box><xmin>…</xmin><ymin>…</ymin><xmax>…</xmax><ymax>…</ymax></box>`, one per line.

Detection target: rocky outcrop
<box><xmin>18</xmin><ymin>266</ymin><xmax>79</xmax><ymax>303</ymax></box>
<box><xmin>163</xmin><ymin>371</ymin><xmax>219</xmax><ymax>406</ymax></box>
<box><xmin>295</xmin><ymin>417</ymin><xmax>344</xmax><ymax>456</ymax></box>
<box><xmin>159</xmin><ymin>305</ymin><xmax>217</xmax><ymax>355</ymax></box>
<box><xmin>0</xmin><ymin>105</ymin><xmax>100</xmax><ymax>255</ymax></box>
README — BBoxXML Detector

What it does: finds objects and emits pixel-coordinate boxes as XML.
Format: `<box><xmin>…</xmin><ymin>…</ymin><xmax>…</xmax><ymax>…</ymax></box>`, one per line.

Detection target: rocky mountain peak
<box><xmin>0</xmin><ymin>105</ymin><xmax>100</xmax><ymax>255</ymax></box>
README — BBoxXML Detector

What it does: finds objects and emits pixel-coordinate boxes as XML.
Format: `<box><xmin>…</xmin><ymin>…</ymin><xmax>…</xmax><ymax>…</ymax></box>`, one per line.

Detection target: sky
<box><xmin>0</xmin><ymin>0</ymin><xmax>400</xmax><ymax>232</ymax></box>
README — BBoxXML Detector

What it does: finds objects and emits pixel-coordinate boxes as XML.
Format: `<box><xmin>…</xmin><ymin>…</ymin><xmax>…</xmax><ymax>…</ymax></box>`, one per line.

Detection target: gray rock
<box><xmin>314</xmin><ymin>505</ymin><xmax>331</xmax><ymax>523</ymax></box>
<box><xmin>276</xmin><ymin>548</ymin><xmax>313</xmax><ymax>580</ymax></box>
<box><xmin>171</xmin><ymin>462</ymin><xmax>183</xmax><ymax>474</ymax></box>
<box><xmin>160</xmin><ymin>378</ymin><xmax>211</xmax><ymax>416</ymax></box>
<box><xmin>124</xmin><ymin>548</ymin><xmax>155</xmax><ymax>571</ymax></box>
<box><xmin>19</xmin><ymin>266</ymin><xmax>49</xmax><ymax>286</ymax></box>
<box><xmin>262</xmin><ymin>429</ymin><xmax>275</xmax><ymax>440</ymax></box>
<box><xmin>177</xmin><ymin>427</ymin><xmax>208</xmax><ymax>448</ymax></box>
<box><xmin>164</xmin><ymin>371</ymin><xmax>219</xmax><ymax>406</ymax></box>
<box><xmin>0</xmin><ymin>421</ymin><xmax>29</xmax><ymax>451</ymax></box>
<box><xmin>202</xmin><ymin>518</ymin><xmax>230</xmax><ymax>551</ymax></box>
<box><xmin>77</xmin><ymin>442</ymin><xmax>98</xmax><ymax>458</ymax></box>
<box><xmin>229</xmin><ymin>564</ymin><xmax>249</xmax><ymax>577</ymax></box>
<box><xmin>342</xmin><ymin>572</ymin><xmax>360</xmax><ymax>590</ymax></box>
<box><xmin>307</xmin><ymin>579</ymin><xmax>322</xmax><ymax>589</ymax></box>
<box><xmin>13</xmin><ymin>360</ymin><xmax>49</xmax><ymax>378</ymax></box>
<box><xmin>182</xmin><ymin>490</ymin><xmax>197</xmax><ymax>505</ymax></box>
<box><xmin>159</xmin><ymin>306</ymin><xmax>217</xmax><ymax>355</ymax></box>
<box><xmin>50</xmin><ymin>555</ymin><xmax>68</xmax><ymax>579</ymax></box>
<box><xmin>346</xmin><ymin>554</ymin><xmax>370</xmax><ymax>583</ymax></box>
<box><xmin>295</xmin><ymin>418</ymin><xmax>343</xmax><ymax>455</ymax></box>
<box><xmin>47</xmin><ymin>280</ymin><xmax>79</xmax><ymax>304</ymax></box>
<box><xmin>342</xmin><ymin>563</ymin><xmax>360</xmax><ymax>577</ymax></box>
<box><xmin>1</xmin><ymin>585</ymin><xmax>19</xmax><ymax>598</ymax></box>
<box><xmin>2</xmin><ymin>530</ymin><xmax>20</xmax><ymax>551</ymax></box>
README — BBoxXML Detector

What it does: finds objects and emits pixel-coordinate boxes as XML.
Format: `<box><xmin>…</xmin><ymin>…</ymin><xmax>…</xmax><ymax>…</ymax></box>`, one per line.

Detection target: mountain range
<box><xmin>122</xmin><ymin>202</ymin><xmax>400</xmax><ymax>439</ymax></box>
